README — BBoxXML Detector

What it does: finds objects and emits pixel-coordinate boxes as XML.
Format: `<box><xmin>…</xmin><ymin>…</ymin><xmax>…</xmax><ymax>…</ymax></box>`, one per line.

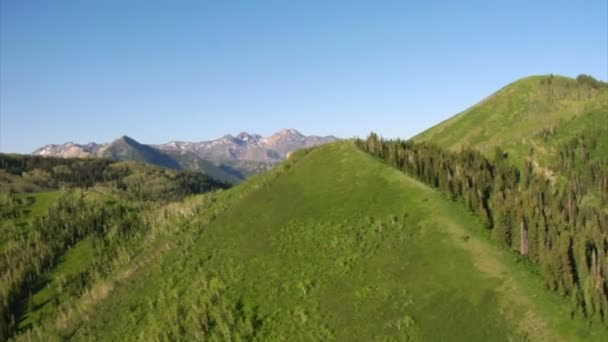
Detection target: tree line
<box><xmin>356</xmin><ymin>132</ymin><xmax>608</xmax><ymax>324</ymax></box>
<box><xmin>0</xmin><ymin>154</ymin><xmax>113</xmax><ymax>188</ymax></box>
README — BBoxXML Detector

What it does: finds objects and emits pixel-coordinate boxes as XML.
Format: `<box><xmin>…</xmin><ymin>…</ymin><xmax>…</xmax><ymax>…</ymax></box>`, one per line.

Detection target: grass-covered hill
<box><xmin>10</xmin><ymin>142</ymin><xmax>607</xmax><ymax>341</ymax></box>
<box><xmin>414</xmin><ymin>74</ymin><xmax>608</xmax><ymax>167</ymax></box>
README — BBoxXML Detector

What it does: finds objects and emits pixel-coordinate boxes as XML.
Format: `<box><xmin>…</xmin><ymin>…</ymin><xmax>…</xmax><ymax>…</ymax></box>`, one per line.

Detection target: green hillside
<box><xmin>14</xmin><ymin>142</ymin><xmax>607</xmax><ymax>341</ymax></box>
<box><xmin>415</xmin><ymin>74</ymin><xmax>608</xmax><ymax>166</ymax></box>
<box><xmin>164</xmin><ymin>149</ymin><xmax>245</xmax><ymax>184</ymax></box>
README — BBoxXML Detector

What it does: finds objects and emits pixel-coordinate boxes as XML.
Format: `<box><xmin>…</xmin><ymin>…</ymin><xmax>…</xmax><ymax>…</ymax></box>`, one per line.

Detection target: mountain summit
<box><xmin>414</xmin><ymin>74</ymin><xmax>608</xmax><ymax>157</ymax></box>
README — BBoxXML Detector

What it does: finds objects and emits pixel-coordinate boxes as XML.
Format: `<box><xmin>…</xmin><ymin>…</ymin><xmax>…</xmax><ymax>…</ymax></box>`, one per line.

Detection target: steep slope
<box><xmin>415</xmin><ymin>75</ymin><xmax>608</xmax><ymax>164</ymax></box>
<box><xmin>162</xmin><ymin>149</ymin><xmax>244</xmax><ymax>184</ymax></box>
<box><xmin>21</xmin><ymin>143</ymin><xmax>607</xmax><ymax>341</ymax></box>
<box><xmin>100</xmin><ymin>136</ymin><xmax>182</xmax><ymax>169</ymax></box>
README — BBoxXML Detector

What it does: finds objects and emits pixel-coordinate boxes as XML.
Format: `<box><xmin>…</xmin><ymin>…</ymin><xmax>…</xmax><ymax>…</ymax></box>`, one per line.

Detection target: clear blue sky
<box><xmin>1</xmin><ymin>0</ymin><xmax>606</xmax><ymax>153</ymax></box>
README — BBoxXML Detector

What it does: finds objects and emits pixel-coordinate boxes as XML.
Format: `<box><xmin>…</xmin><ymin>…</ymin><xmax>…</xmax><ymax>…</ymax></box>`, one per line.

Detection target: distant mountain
<box><xmin>154</xmin><ymin>129</ymin><xmax>337</xmax><ymax>163</ymax></box>
<box><xmin>32</xmin><ymin>129</ymin><xmax>338</xmax><ymax>182</ymax></box>
<box><xmin>100</xmin><ymin>136</ymin><xmax>182</xmax><ymax>169</ymax></box>
<box><xmin>162</xmin><ymin>149</ymin><xmax>246</xmax><ymax>184</ymax></box>
<box><xmin>32</xmin><ymin>141</ymin><xmax>108</xmax><ymax>158</ymax></box>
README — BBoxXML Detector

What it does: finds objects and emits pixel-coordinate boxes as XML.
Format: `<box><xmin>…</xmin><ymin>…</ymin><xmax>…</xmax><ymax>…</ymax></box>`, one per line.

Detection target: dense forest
<box><xmin>0</xmin><ymin>155</ymin><xmax>229</xmax><ymax>340</ymax></box>
<box><xmin>0</xmin><ymin>154</ymin><xmax>229</xmax><ymax>200</ymax></box>
<box><xmin>356</xmin><ymin>129</ymin><xmax>608</xmax><ymax>324</ymax></box>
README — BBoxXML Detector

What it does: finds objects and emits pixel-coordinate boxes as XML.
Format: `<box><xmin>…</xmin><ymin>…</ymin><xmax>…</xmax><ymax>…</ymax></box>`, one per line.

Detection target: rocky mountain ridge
<box><xmin>153</xmin><ymin>129</ymin><xmax>336</xmax><ymax>163</ymax></box>
<box><xmin>33</xmin><ymin>129</ymin><xmax>336</xmax><ymax>162</ymax></box>
<box><xmin>32</xmin><ymin>129</ymin><xmax>338</xmax><ymax>182</ymax></box>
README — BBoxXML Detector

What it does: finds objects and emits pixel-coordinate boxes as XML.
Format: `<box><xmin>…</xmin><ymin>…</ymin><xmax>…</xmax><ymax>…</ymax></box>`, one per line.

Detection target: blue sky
<box><xmin>1</xmin><ymin>0</ymin><xmax>606</xmax><ymax>153</ymax></box>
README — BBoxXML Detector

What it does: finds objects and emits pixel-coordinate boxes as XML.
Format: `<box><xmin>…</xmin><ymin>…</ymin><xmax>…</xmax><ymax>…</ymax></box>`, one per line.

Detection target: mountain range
<box><xmin>32</xmin><ymin>129</ymin><xmax>338</xmax><ymax>183</ymax></box>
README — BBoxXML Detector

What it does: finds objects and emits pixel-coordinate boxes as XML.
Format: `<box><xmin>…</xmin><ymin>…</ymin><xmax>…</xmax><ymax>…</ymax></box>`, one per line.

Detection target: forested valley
<box><xmin>0</xmin><ymin>155</ymin><xmax>228</xmax><ymax>340</ymax></box>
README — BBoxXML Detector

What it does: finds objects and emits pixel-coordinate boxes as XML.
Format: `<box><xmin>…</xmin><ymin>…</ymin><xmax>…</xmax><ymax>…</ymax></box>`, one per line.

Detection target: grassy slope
<box><xmin>17</xmin><ymin>238</ymin><xmax>95</xmax><ymax>330</ymax></box>
<box><xmin>8</xmin><ymin>191</ymin><xmax>100</xmax><ymax>331</ymax></box>
<box><xmin>164</xmin><ymin>150</ymin><xmax>244</xmax><ymax>184</ymax></box>
<box><xmin>0</xmin><ymin>190</ymin><xmax>74</xmax><ymax>331</ymax></box>
<box><xmin>47</xmin><ymin>142</ymin><xmax>607</xmax><ymax>341</ymax></box>
<box><xmin>25</xmin><ymin>192</ymin><xmax>62</xmax><ymax>217</ymax></box>
<box><xmin>1</xmin><ymin>192</ymin><xmax>62</xmax><ymax>247</ymax></box>
<box><xmin>414</xmin><ymin>75</ymin><xmax>608</xmax><ymax>166</ymax></box>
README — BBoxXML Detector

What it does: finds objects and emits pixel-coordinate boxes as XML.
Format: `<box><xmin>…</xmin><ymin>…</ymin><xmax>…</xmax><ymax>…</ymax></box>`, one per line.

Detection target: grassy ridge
<box><xmin>33</xmin><ymin>142</ymin><xmax>607</xmax><ymax>341</ymax></box>
<box><xmin>414</xmin><ymin>75</ymin><xmax>608</xmax><ymax>166</ymax></box>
